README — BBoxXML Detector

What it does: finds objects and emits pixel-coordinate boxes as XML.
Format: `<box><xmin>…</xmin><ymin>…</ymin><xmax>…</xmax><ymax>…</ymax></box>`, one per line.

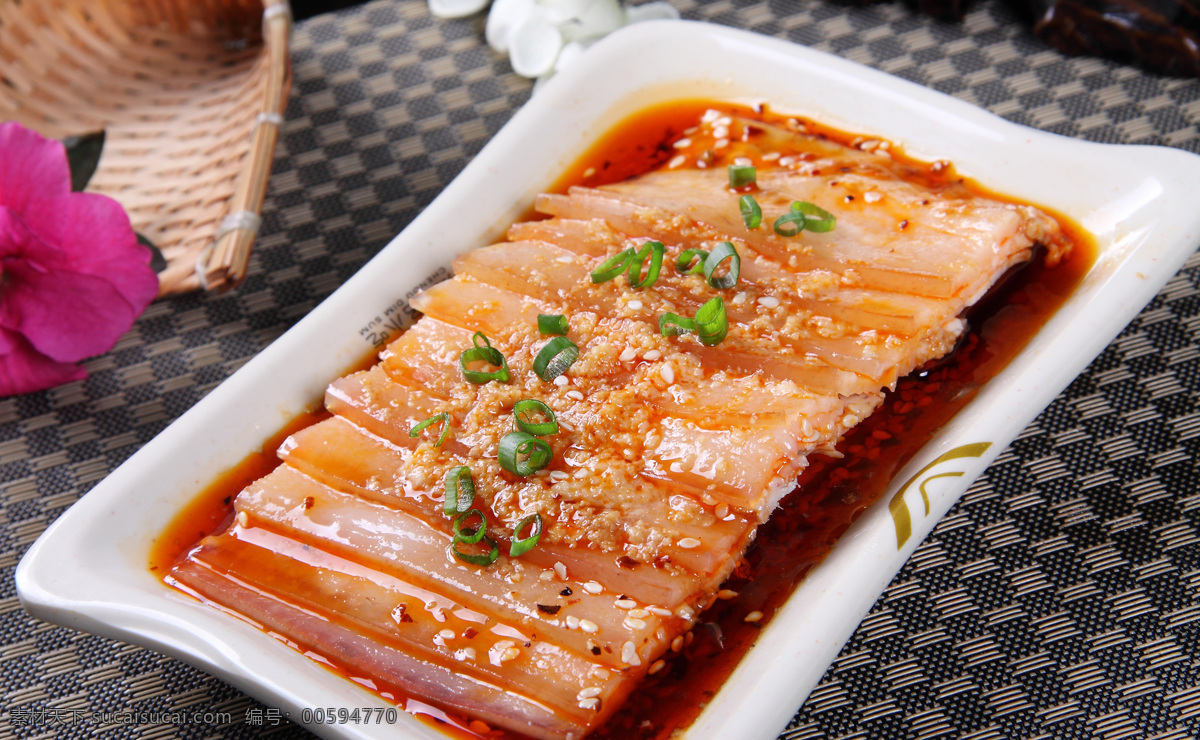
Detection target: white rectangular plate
<box><xmin>17</xmin><ymin>19</ymin><xmax>1200</xmax><ymax>740</ymax></box>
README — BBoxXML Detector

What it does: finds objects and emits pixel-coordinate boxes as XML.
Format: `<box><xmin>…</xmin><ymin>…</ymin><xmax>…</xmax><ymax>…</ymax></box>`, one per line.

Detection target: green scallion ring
<box><xmin>591</xmin><ymin>247</ymin><xmax>635</xmax><ymax>283</ymax></box>
<box><xmin>675</xmin><ymin>249</ymin><xmax>708</xmax><ymax>275</ymax></box>
<box><xmin>513</xmin><ymin>399</ymin><xmax>558</xmax><ymax>436</ymax></box>
<box><xmin>628</xmin><ymin>241</ymin><xmax>665</xmax><ymax>289</ymax></box>
<box><xmin>537</xmin><ymin>314</ymin><xmax>570</xmax><ymax>336</ymax></box>
<box><xmin>453</xmin><ymin>508</ymin><xmax>487</xmax><ymax>545</ymax></box>
<box><xmin>728</xmin><ymin>164</ymin><xmax>756</xmax><ymax>189</ymax></box>
<box><xmin>443</xmin><ymin>465</ymin><xmax>475</xmax><ymax>516</ymax></box>
<box><xmin>695</xmin><ymin>296</ymin><xmax>729</xmax><ymax>346</ymax></box>
<box><xmin>409</xmin><ymin>412</ymin><xmax>450</xmax><ymax>447</ymax></box>
<box><xmin>451</xmin><ymin>535</ymin><xmax>499</xmax><ymax>566</ymax></box>
<box><xmin>773</xmin><ymin>211</ymin><xmax>806</xmax><ymax>237</ymax></box>
<box><xmin>533</xmin><ymin>336</ymin><xmax>579</xmax><ymax>382</ymax></box>
<box><xmin>739</xmin><ymin>194</ymin><xmax>762</xmax><ymax>230</ymax></box>
<box><xmin>703</xmin><ymin>242</ymin><xmax>741</xmax><ymax>290</ymax></box>
<box><xmin>509</xmin><ymin>513</ymin><xmax>543</xmax><ymax>557</ymax></box>
<box><xmin>459</xmin><ymin>332</ymin><xmax>509</xmax><ymax>384</ymax></box>
<box><xmin>498</xmin><ymin>432</ymin><xmax>554</xmax><ymax>476</ymax></box>
<box><xmin>659</xmin><ymin>312</ymin><xmax>697</xmax><ymax>338</ymax></box>
<box><xmin>790</xmin><ymin>201</ymin><xmax>836</xmax><ymax>232</ymax></box>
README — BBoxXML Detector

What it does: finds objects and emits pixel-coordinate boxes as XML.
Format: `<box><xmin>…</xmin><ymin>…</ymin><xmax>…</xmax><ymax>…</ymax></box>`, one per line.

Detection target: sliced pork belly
<box><xmin>175</xmin><ymin>534</ymin><xmax>631</xmax><ymax>737</ymax></box>
<box><xmin>170</xmin><ymin>103</ymin><xmax>1074</xmax><ymax>740</ymax></box>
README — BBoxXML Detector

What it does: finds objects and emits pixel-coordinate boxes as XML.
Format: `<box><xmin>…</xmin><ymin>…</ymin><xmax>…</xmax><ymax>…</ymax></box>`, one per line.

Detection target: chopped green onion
<box><xmin>538</xmin><ymin>314</ymin><xmax>570</xmax><ymax>336</ymax></box>
<box><xmin>510</xmin><ymin>513</ymin><xmax>543</xmax><ymax>557</ymax></box>
<box><xmin>728</xmin><ymin>164</ymin><xmax>756</xmax><ymax>189</ymax></box>
<box><xmin>675</xmin><ymin>249</ymin><xmax>708</xmax><ymax>275</ymax></box>
<box><xmin>659</xmin><ymin>312</ymin><xmax>698</xmax><ymax>338</ymax></box>
<box><xmin>498</xmin><ymin>432</ymin><xmax>554</xmax><ymax>476</ymax></box>
<box><xmin>739</xmin><ymin>195</ymin><xmax>762</xmax><ymax>229</ymax></box>
<box><xmin>451</xmin><ymin>535</ymin><xmax>499</xmax><ymax>566</ymax></box>
<box><xmin>513</xmin><ymin>399</ymin><xmax>558</xmax><ymax>436</ymax></box>
<box><xmin>591</xmin><ymin>248</ymin><xmax>635</xmax><ymax>283</ymax></box>
<box><xmin>695</xmin><ymin>296</ymin><xmax>728</xmax><ymax>346</ymax></box>
<box><xmin>443</xmin><ymin>465</ymin><xmax>475</xmax><ymax>515</ymax></box>
<box><xmin>533</xmin><ymin>336</ymin><xmax>579</xmax><ymax>382</ymax></box>
<box><xmin>409</xmin><ymin>412</ymin><xmax>450</xmax><ymax>447</ymax></box>
<box><xmin>791</xmin><ymin>201</ymin><xmax>836</xmax><ymax>232</ymax></box>
<box><xmin>627</xmin><ymin>241</ymin><xmax>665</xmax><ymax>289</ymax></box>
<box><xmin>703</xmin><ymin>242</ymin><xmax>741</xmax><ymax>290</ymax></box>
<box><xmin>459</xmin><ymin>332</ymin><xmax>510</xmax><ymax>384</ymax></box>
<box><xmin>453</xmin><ymin>508</ymin><xmax>487</xmax><ymax>544</ymax></box>
<box><xmin>773</xmin><ymin>210</ymin><xmax>806</xmax><ymax>237</ymax></box>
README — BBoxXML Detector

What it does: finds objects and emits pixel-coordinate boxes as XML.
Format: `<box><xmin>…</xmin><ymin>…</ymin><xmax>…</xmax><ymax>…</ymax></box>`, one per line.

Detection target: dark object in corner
<box><xmin>1022</xmin><ymin>0</ymin><xmax>1200</xmax><ymax>77</ymax></box>
<box><xmin>835</xmin><ymin>0</ymin><xmax>1200</xmax><ymax>76</ymax></box>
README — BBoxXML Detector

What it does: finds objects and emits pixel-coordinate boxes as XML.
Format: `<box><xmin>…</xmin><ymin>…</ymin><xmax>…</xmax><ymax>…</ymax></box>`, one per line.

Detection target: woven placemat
<box><xmin>1</xmin><ymin>0</ymin><xmax>1197</xmax><ymax>738</ymax></box>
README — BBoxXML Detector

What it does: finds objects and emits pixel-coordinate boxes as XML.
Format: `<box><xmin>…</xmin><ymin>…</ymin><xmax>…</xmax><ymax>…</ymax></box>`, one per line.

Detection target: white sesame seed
<box><xmin>668</xmin><ymin>154</ymin><xmax>686</xmax><ymax>169</ymax></box>
<box><xmin>715</xmin><ymin>116</ymin><xmax>732</xmax><ymax>127</ymax></box>
<box><xmin>733</xmin><ymin>156</ymin><xmax>753</xmax><ymax>166</ymax></box>
<box><xmin>554</xmin><ymin>375</ymin><xmax>569</xmax><ymax>387</ymax></box>
<box><xmin>592</xmin><ymin>667</ymin><xmax>610</xmax><ymax>679</ymax></box>
<box><xmin>579</xmin><ymin>619</ymin><xmax>599</xmax><ymax>634</ymax></box>
<box><xmin>236</xmin><ymin>511</ymin><xmax>249</xmax><ymax>528</ymax></box>
<box><xmin>677</xmin><ymin>537</ymin><xmax>701</xmax><ymax>549</ymax></box>
<box><xmin>660</xmin><ymin>364</ymin><xmax>675</xmax><ymax>384</ymax></box>
<box><xmin>622</xmin><ymin>642</ymin><xmax>642</xmax><ymax>666</ymax></box>
<box><xmin>715</xmin><ymin>503</ymin><xmax>729</xmax><ymax>519</ymax></box>
<box><xmin>731</xmin><ymin>292</ymin><xmax>747</xmax><ymax>305</ymax></box>
<box><xmin>578</xmin><ymin>698</ymin><xmax>601</xmax><ymax>711</ymax></box>
<box><xmin>554</xmin><ymin>561</ymin><xmax>568</xmax><ymax>580</ymax></box>
<box><xmin>489</xmin><ymin>641</ymin><xmax>519</xmax><ymax>666</ymax></box>
<box><xmin>583</xmin><ymin>581</ymin><xmax>603</xmax><ymax>594</ymax></box>
<box><xmin>439</xmin><ymin>629</ymin><xmax>455</xmax><ymax>639</ymax></box>
<box><xmin>714</xmin><ymin>138</ymin><xmax>729</xmax><ymax>149</ymax></box>
<box><xmin>647</xmin><ymin>606</ymin><xmax>672</xmax><ymax>617</ymax></box>
<box><xmin>671</xmin><ymin>636</ymin><xmax>684</xmax><ymax>652</ymax></box>
<box><xmin>549</xmin><ymin>470</ymin><xmax>569</xmax><ymax>481</ymax></box>
<box><xmin>718</xmin><ymin>589</ymin><xmax>739</xmax><ymax>600</ymax></box>
<box><xmin>757</xmin><ymin>296</ymin><xmax>780</xmax><ymax>309</ymax></box>
<box><xmin>649</xmin><ymin>660</ymin><xmax>666</xmax><ymax>675</ymax></box>
<box><xmin>713</xmin><ymin>126</ymin><xmax>729</xmax><ymax>140</ymax></box>
<box><xmin>762</xmin><ymin>151</ymin><xmax>781</xmax><ymax>161</ymax></box>
<box><xmin>628</xmin><ymin>608</ymin><xmax>650</xmax><ymax>619</ymax></box>
<box><xmin>745</xmin><ymin>611</ymin><xmax>764</xmax><ymax>623</ymax></box>
<box><xmin>578</xmin><ymin>687</ymin><xmax>602</xmax><ymax>699</ymax></box>
<box><xmin>566</xmin><ymin>615</ymin><xmax>580</xmax><ymax>629</ymax></box>
<box><xmin>863</xmin><ymin>191</ymin><xmax>882</xmax><ymax>203</ymax></box>
<box><xmin>619</xmin><ymin>346</ymin><xmax>637</xmax><ymax>362</ymax></box>
<box><xmin>583</xmin><ymin>167</ymin><xmax>596</xmax><ymax>178</ymax></box>
<box><xmin>573</xmin><ymin>468</ymin><xmax>588</xmax><ymax>479</ymax></box>
<box><xmin>456</xmin><ymin>647</ymin><xmax>477</xmax><ymax>661</ymax></box>
<box><xmin>677</xmin><ymin>605</ymin><xmax>695</xmax><ymax>621</ymax></box>
<box><xmin>566</xmin><ymin>390</ymin><xmax>584</xmax><ymax>401</ymax></box>
<box><xmin>626</xmin><ymin>299</ymin><xmax>643</xmax><ymax>311</ymax></box>
<box><xmin>624</xmin><ymin>617</ymin><xmax>647</xmax><ymax>630</ymax></box>
<box><xmin>555</xmin><ymin>255</ymin><xmax>575</xmax><ymax>263</ymax></box>
<box><xmin>643</xmin><ymin>349</ymin><xmax>661</xmax><ymax>361</ymax></box>
<box><xmin>614</xmin><ymin>599</ymin><xmax>637</xmax><ymax>609</ymax></box>
<box><xmin>673</xmin><ymin>138</ymin><xmax>692</xmax><ymax>149</ymax></box>
<box><xmin>539</xmin><ymin>570</ymin><xmax>554</xmax><ymax>581</ymax></box>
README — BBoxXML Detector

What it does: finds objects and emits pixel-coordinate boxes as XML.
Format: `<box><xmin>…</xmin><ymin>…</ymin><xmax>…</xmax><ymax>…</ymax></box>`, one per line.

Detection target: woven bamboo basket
<box><xmin>0</xmin><ymin>0</ymin><xmax>292</xmax><ymax>296</ymax></box>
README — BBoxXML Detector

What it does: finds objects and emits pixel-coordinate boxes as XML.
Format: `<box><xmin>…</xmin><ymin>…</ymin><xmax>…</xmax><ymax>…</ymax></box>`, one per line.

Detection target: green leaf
<box><xmin>137</xmin><ymin>233</ymin><xmax>167</xmax><ymax>273</ymax></box>
<box><xmin>61</xmin><ymin>131</ymin><xmax>105</xmax><ymax>192</ymax></box>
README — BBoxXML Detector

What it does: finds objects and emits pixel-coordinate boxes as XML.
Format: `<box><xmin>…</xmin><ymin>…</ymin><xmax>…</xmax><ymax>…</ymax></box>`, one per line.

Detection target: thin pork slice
<box><xmin>180</xmin><ymin>533</ymin><xmax>632</xmax><ymax>734</ymax></box>
<box><xmin>235</xmin><ymin>464</ymin><xmax>689</xmax><ymax>669</ymax></box>
<box><xmin>508</xmin><ymin>217</ymin><xmax>953</xmax><ymax>334</ymax></box>
<box><xmin>280</xmin><ymin>412</ymin><xmax>747</xmax><ymax>604</ymax></box>
<box><xmin>170</xmin><ymin>557</ymin><xmax>594</xmax><ymax>740</ymax></box>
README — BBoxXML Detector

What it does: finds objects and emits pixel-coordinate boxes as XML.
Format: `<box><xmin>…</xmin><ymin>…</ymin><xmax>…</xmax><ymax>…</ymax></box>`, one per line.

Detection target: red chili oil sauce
<box><xmin>152</xmin><ymin>99</ymin><xmax>1096</xmax><ymax>739</ymax></box>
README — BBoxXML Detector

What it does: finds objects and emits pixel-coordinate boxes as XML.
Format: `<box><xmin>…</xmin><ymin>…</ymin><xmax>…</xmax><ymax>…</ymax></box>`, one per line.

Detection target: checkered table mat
<box><xmin>1</xmin><ymin>0</ymin><xmax>1197</xmax><ymax>738</ymax></box>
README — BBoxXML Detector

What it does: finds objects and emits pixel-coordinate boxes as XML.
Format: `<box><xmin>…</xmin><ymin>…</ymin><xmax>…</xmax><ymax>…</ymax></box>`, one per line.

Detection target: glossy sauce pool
<box><xmin>153</xmin><ymin>100</ymin><xmax>1095</xmax><ymax>740</ymax></box>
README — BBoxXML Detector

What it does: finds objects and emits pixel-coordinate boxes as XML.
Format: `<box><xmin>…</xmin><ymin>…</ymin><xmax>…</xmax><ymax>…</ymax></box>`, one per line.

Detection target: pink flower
<box><xmin>0</xmin><ymin>122</ymin><xmax>158</xmax><ymax>396</ymax></box>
